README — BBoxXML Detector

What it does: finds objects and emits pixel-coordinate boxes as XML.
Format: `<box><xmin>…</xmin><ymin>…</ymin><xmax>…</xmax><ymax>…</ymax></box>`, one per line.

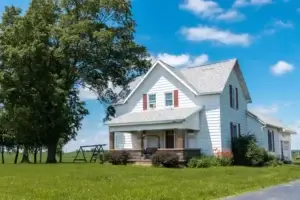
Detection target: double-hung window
<box><xmin>268</xmin><ymin>130</ymin><xmax>275</xmax><ymax>152</ymax></box>
<box><xmin>229</xmin><ymin>85</ymin><xmax>239</xmax><ymax>110</ymax></box>
<box><xmin>148</xmin><ymin>94</ymin><xmax>156</xmax><ymax>109</ymax></box>
<box><xmin>165</xmin><ymin>92</ymin><xmax>173</xmax><ymax>106</ymax></box>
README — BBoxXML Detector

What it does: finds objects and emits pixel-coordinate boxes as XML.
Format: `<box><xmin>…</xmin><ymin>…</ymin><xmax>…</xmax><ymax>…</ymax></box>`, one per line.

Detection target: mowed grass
<box><xmin>1</xmin><ymin>156</ymin><xmax>300</xmax><ymax>200</ymax></box>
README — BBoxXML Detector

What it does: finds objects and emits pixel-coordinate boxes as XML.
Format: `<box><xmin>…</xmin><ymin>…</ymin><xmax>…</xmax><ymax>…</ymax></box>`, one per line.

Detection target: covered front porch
<box><xmin>109</xmin><ymin>129</ymin><xmax>201</xmax><ymax>161</ymax></box>
<box><xmin>107</xmin><ymin>107</ymin><xmax>203</xmax><ymax>161</ymax></box>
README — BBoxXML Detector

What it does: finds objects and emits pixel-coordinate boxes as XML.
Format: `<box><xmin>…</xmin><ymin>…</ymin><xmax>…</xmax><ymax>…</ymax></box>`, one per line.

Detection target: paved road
<box><xmin>222</xmin><ymin>180</ymin><xmax>300</xmax><ymax>200</ymax></box>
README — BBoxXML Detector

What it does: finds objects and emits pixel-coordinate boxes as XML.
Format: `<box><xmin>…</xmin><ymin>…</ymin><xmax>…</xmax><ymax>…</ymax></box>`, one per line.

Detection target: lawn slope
<box><xmin>0</xmin><ymin>164</ymin><xmax>299</xmax><ymax>200</ymax></box>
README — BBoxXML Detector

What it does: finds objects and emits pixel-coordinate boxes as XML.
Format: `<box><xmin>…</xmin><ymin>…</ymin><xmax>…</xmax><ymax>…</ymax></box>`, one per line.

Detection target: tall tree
<box><xmin>0</xmin><ymin>0</ymin><xmax>150</xmax><ymax>163</ymax></box>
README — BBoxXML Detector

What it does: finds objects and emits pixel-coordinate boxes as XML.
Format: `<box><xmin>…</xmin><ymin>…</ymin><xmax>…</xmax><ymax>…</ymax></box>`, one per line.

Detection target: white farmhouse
<box><xmin>107</xmin><ymin>59</ymin><xmax>296</xmax><ymax>161</ymax></box>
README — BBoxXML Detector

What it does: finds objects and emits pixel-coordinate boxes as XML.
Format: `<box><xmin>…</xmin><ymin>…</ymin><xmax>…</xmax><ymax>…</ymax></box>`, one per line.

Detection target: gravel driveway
<box><xmin>222</xmin><ymin>180</ymin><xmax>300</xmax><ymax>200</ymax></box>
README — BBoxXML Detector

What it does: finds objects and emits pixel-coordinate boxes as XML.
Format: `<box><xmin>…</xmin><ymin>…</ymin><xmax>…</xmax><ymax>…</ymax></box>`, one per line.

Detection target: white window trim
<box><xmin>148</xmin><ymin>93</ymin><xmax>156</xmax><ymax>109</ymax></box>
<box><xmin>164</xmin><ymin>91</ymin><xmax>174</xmax><ymax>107</ymax></box>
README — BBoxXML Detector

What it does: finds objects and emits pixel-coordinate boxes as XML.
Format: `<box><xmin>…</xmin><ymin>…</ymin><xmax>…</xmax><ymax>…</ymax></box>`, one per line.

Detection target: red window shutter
<box><xmin>235</xmin><ymin>88</ymin><xmax>239</xmax><ymax>109</ymax></box>
<box><xmin>143</xmin><ymin>94</ymin><xmax>147</xmax><ymax>110</ymax></box>
<box><xmin>229</xmin><ymin>85</ymin><xmax>233</xmax><ymax>108</ymax></box>
<box><xmin>174</xmin><ymin>89</ymin><xmax>179</xmax><ymax>107</ymax></box>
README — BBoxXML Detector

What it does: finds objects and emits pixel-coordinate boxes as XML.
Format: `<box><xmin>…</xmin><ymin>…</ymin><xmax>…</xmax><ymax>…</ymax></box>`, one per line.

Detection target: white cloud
<box><xmin>251</xmin><ymin>104</ymin><xmax>279</xmax><ymax>114</ymax></box>
<box><xmin>274</xmin><ymin>20</ymin><xmax>294</xmax><ymax>28</ymax></box>
<box><xmin>181</xmin><ymin>25</ymin><xmax>251</xmax><ymax>46</ymax></box>
<box><xmin>180</xmin><ymin>0</ymin><xmax>223</xmax><ymax>18</ymax></box>
<box><xmin>192</xmin><ymin>54</ymin><xmax>209</xmax><ymax>66</ymax></box>
<box><xmin>156</xmin><ymin>54</ymin><xmax>190</xmax><ymax>66</ymax></box>
<box><xmin>216</xmin><ymin>10</ymin><xmax>245</xmax><ymax>22</ymax></box>
<box><xmin>271</xmin><ymin>61</ymin><xmax>295</xmax><ymax>76</ymax></box>
<box><xmin>180</xmin><ymin>0</ymin><xmax>245</xmax><ymax>22</ymax></box>
<box><xmin>153</xmin><ymin>53</ymin><xmax>209</xmax><ymax>67</ymax></box>
<box><xmin>233</xmin><ymin>0</ymin><xmax>272</xmax><ymax>7</ymax></box>
<box><xmin>79</xmin><ymin>86</ymin><xmax>98</xmax><ymax>101</ymax></box>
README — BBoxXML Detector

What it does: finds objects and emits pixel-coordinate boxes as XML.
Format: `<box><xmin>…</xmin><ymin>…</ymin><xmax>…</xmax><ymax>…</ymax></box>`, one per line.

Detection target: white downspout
<box><xmin>260</xmin><ymin>121</ymin><xmax>267</xmax><ymax>147</ymax></box>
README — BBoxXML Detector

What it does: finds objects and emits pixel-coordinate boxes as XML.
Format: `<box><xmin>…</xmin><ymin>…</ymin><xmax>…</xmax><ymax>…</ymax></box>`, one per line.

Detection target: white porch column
<box><xmin>109</xmin><ymin>132</ymin><xmax>115</xmax><ymax>150</ymax></box>
<box><xmin>176</xmin><ymin>130</ymin><xmax>184</xmax><ymax>149</ymax></box>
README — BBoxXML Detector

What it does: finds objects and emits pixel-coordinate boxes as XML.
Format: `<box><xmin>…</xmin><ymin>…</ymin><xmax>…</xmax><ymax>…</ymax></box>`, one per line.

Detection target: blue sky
<box><xmin>1</xmin><ymin>0</ymin><xmax>300</xmax><ymax>150</ymax></box>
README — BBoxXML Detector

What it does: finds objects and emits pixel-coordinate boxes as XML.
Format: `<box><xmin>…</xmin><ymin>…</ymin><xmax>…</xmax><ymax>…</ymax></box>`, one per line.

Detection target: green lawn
<box><xmin>0</xmin><ymin>161</ymin><xmax>300</xmax><ymax>200</ymax></box>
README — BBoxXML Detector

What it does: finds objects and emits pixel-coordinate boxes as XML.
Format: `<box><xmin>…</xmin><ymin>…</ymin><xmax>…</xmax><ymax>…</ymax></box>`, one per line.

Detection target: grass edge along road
<box><xmin>0</xmin><ymin>164</ymin><xmax>300</xmax><ymax>200</ymax></box>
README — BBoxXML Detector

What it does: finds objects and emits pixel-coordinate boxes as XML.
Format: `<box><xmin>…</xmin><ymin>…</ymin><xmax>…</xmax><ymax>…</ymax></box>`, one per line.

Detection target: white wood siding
<box><xmin>115</xmin><ymin>63</ymin><xmax>197</xmax><ymax>116</ymax></box>
<box><xmin>247</xmin><ymin>115</ymin><xmax>265</xmax><ymax>147</ymax></box>
<box><xmin>220</xmin><ymin>69</ymin><xmax>248</xmax><ymax>151</ymax></box>
<box><xmin>114</xmin><ymin>132</ymin><xmax>139</xmax><ymax>150</ymax></box>
<box><xmin>196</xmin><ymin>95</ymin><xmax>221</xmax><ymax>155</ymax></box>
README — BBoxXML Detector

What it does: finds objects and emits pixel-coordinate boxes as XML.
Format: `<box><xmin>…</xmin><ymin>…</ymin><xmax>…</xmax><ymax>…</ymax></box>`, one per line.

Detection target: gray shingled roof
<box><xmin>107</xmin><ymin>107</ymin><xmax>202</xmax><ymax>126</ymax></box>
<box><xmin>179</xmin><ymin>59</ymin><xmax>237</xmax><ymax>95</ymax></box>
<box><xmin>248</xmin><ymin>109</ymin><xmax>296</xmax><ymax>133</ymax></box>
<box><xmin>115</xmin><ymin>59</ymin><xmax>251</xmax><ymax>104</ymax></box>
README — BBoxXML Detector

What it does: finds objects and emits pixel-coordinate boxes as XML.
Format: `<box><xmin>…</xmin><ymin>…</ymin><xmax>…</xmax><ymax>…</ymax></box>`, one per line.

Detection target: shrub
<box><xmin>187</xmin><ymin>157</ymin><xmax>198</xmax><ymax>168</ymax></box>
<box><xmin>232</xmin><ymin>134</ymin><xmax>256</xmax><ymax>166</ymax></box>
<box><xmin>245</xmin><ymin>141</ymin><xmax>266</xmax><ymax>166</ymax></box>
<box><xmin>218</xmin><ymin>157</ymin><xmax>233</xmax><ymax>166</ymax></box>
<box><xmin>267</xmin><ymin>159</ymin><xmax>283</xmax><ymax>167</ymax></box>
<box><xmin>210</xmin><ymin>156</ymin><xmax>221</xmax><ymax>167</ymax></box>
<box><xmin>187</xmin><ymin>156</ymin><xmax>232</xmax><ymax>168</ymax></box>
<box><xmin>108</xmin><ymin>150</ymin><xmax>131</xmax><ymax>165</ymax></box>
<box><xmin>151</xmin><ymin>151</ymin><xmax>179</xmax><ymax>168</ymax></box>
<box><xmin>99</xmin><ymin>151</ymin><xmax>110</xmax><ymax>164</ymax></box>
<box><xmin>231</xmin><ymin>134</ymin><xmax>281</xmax><ymax>167</ymax></box>
<box><xmin>196</xmin><ymin>157</ymin><xmax>211</xmax><ymax>168</ymax></box>
<box><xmin>232</xmin><ymin>134</ymin><xmax>268</xmax><ymax>166</ymax></box>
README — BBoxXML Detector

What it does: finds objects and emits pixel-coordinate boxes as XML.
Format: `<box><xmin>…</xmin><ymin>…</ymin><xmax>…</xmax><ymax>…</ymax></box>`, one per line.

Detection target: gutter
<box><xmin>107</xmin><ymin>119</ymin><xmax>186</xmax><ymax>127</ymax></box>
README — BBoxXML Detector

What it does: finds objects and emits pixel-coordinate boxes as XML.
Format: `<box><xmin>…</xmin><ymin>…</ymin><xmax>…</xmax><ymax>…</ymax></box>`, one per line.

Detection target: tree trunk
<box><xmin>46</xmin><ymin>143</ymin><xmax>57</xmax><ymax>163</ymax></box>
<box><xmin>1</xmin><ymin>146</ymin><xmax>4</xmax><ymax>164</ymax></box>
<box><xmin>34</xmin><ymin>147</ymin><xmax>38</xmax><ymax>164</ymax></box>
<box><xmin>59</xmin><ymin>150</ymin><xmax>62</xmax><ymax>163</ymax></box>
<box><xmin>14</xmin><ymin>145</ymin><xmax>19</xmax><ymax>164</ymax></box>
<box><xmin>21</xmin><ymin>147</ymin><xmax>30</xmax><ymax>163</ymax></box>
<box><xmin>39</xmin><ymin>147</ymin><xmax>42</xmax><ymax>163</ymax></box>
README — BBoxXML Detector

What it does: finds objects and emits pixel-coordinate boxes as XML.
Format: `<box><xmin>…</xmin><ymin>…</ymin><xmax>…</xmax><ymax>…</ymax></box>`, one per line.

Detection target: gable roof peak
<box><xmin>184</xmin><ymin>58</ymin><xmax>237</xmax><ymax>70</ymax></box>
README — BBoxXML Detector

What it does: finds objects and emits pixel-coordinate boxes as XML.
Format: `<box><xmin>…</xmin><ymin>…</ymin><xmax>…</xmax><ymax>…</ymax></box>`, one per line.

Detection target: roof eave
<box><xmin>107</xmin><ymin>119</ymin><xmax>185</xmax><ymax>127</ymax></box>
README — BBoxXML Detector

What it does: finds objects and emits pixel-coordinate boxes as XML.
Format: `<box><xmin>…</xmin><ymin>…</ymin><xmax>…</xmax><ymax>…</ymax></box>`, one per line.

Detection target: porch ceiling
<box><xmin>107</xmin><ymin>107</ymin><xmax>202</xmax><ymax>132</ymax></box>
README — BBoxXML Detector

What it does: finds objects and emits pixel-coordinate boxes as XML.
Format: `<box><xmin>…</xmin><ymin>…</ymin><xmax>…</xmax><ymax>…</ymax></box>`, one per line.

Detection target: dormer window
<box><xmin>165</xmin><ymin>92</ymin><xmax>173</xmax><ymax>106</ymax></box>
<box><xmin>148</xmin><ymin>94</ymin><xmax>156</xmax><ymax>109</ymax></box>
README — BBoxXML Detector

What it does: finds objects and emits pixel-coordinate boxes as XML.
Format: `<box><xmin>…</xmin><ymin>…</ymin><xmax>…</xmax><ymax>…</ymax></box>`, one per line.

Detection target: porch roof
<box><xmin>107</xmin><ymin>107</ymin><xmax>202</xmax><ymax>127</ymax></box>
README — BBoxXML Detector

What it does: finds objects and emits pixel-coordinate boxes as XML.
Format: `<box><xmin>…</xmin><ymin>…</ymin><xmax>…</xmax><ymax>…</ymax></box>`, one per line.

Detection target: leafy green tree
<box><xmin>0</xmin><ymin>0</ymin><xmax>150</xmax><ymax>163</ymax></box>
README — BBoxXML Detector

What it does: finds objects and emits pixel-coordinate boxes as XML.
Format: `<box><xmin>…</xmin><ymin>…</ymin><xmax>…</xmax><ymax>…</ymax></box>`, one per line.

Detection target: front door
<box><xmin>165</xmin><ymin>130</ymin><xmax>175</xmax><ymax>148</ymax></box>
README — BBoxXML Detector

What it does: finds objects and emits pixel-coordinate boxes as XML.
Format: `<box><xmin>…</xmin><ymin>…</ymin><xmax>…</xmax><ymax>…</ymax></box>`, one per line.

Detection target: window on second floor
<box><xmin>165</xmin><ymin>92</ymin><xmax>173</xmax><ymax>106</ymax></box>
<box><xmin>229</xmin><ymin>85</ymin><xmax>239</xmax><ymax>110</ymax></box>
<box><xmin>148</xmin><ymin>94</ymin><xmax>156</xmax><ymax>109</ymax></box>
